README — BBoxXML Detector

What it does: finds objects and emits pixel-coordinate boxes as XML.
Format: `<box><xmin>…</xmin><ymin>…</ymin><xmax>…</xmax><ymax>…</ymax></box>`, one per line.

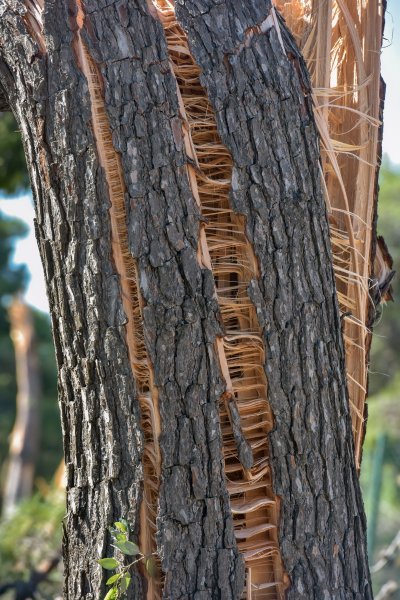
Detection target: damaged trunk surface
<box><xmin>0</xmin><ymin>0</ymin><xmax>371</xmax><ymax>598</ymax></box>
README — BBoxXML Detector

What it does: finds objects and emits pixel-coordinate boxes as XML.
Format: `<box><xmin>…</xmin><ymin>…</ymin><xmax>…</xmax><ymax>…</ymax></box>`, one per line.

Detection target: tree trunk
<box><xmin>2</xmin><ymin>298</ymin><xmax>40</xmax><ymax>517</ymax></box>
<box><xmin>0</xmin><ymin>1</ymin><xmax>372</xmax><ymax>598</ymax></box>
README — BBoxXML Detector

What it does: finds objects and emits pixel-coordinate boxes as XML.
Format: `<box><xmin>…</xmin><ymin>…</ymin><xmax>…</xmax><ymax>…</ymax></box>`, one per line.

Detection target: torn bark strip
<box><xmin>73</xmin><ymin>3</ymin><xmax>162</xmax><ymax>597</ymax></box>
<box><xmin>274</xmin><ymin>0</ymin><xmax>387</xmax><ymax>468</ymax></box>
<box><xmin>23</xmin><ymin>0</ymin><xmax>46</xmax><ymax>55</ymax></box>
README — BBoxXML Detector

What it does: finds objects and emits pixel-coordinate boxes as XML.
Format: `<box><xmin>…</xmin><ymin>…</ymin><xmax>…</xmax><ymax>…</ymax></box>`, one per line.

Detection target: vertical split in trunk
<box><xmin>23</xmin><ymin>0</ymin><xmax>46</xmax><ymax>55</ymax></box>
<box><xmin>155</xmin><ymin>3</ymin><xmax>287</xmax><ymax>597</ymax></box>
<box><xmin>73</xmin><ymin>5</ymin><xmax>162</xmax><ymax>597</ymax></box>
<box><xmin>274</xmin><ymin>0</ymin><xmax>386</xmax><ymax>467</ymax></box>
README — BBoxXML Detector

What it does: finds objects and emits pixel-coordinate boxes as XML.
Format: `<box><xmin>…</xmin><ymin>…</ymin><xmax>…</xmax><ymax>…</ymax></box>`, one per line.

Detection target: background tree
<box><xmin>0</xmin><ymin>119</ymin><xmax>62</xmax><ymax>596</ymax></box>
<box><xmin>0</xmin><ymin>114</ymin><xmax>31</xmax><ymax>477</ymax></box>
<box><xmin>0</xmin><ymin>116</ymin><xmax>61</xmax><ymax>498</ymax></box>
<box><xmin>0</xmin><ymin>211</ymin><xmax>28</xmax><ymax>475</ymax></box>
<box><xmin>2</xmin><ymin>299</ymin><xmax>41</xmax><ymax>518</ymax></box>
<box><xmin>0</xmin><ymin>113</ymin><xmax>29</xmax><ymax>193</ymax></box>
<box><xmin>360</xmin><ymin>158</ymin><xmax>400</xmax><ymax>598</ymax></box>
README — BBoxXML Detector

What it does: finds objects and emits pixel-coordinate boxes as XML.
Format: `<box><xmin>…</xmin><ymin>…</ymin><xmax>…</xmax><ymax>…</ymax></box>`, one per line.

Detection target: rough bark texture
<box><xmin>0</xmin><ymin>1</ymin><xmax>242</xmax><ymax>598</ymax></box>
<box><xmin>1</xmin><ymin>3</ymin><xmax>144</xmax><ymax>597</ymax></box>
<box><xmin>174</xmin><ymin>1</ymin><xmax>372</xmax><ymax>598</ymax></box>
<box><xmin>0</xmin><ymin>0</ymin><xmax>372</xmax><ymax>598</ymax></box>
<box><xmin>81</xmin><ymin>1</ymin><xmax>244</xmax><ymax>597</ymax></box>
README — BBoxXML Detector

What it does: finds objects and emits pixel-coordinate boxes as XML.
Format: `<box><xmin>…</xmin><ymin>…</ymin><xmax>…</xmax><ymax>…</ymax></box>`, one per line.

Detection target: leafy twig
<box><xmin>98</xmin><ymin>520</ymin><xmax>155</xmax><ymax>600</ymax></box>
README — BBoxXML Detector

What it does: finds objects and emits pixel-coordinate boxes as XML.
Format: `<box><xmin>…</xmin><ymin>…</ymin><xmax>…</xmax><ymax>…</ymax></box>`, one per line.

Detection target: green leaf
<box><xmin>106</xmin><ymin>574</ymin><xmax>121</xmax><ymax>586</ymax></box>
<box><xmin>114</xmin><ymin>521</ymin><xmax>128</xmax><ymax>533</ymax></box>
<box><xmin>104</xmin><ymin>587</ymin><xmax>118</xmax><ymax>600</ymax></box>
<box><xmin>121</xmin><ymin>518</ymin><xmax>129</xmax><ymax>532</ymax></box>
<box><xmin>146</xmin><ymin>557</ymin><xmax>157</xmax><ymax>578</ymax></box>
<box><xmin>120</xmin><ymin>575</ymin><xmax>131</xmax><ymax>592</ymax></box>
<box><xmin>115</xmin><ymin>540</ymin><xmax>140</xmax><ymax>556</ymax></box>
<box><xmin>115</xmin><ymin>533</ymin><xmax>127</xmax><ymax>543</ymax></box>
<box><xmin>98</xmin><ymin>558</ymin><xmax>119</xmax><ymax>570</ymax></box>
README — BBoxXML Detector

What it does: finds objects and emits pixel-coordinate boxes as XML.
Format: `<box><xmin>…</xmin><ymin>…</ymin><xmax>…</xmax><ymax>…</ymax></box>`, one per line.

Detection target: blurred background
<box><xmin>0</xmin><ymin>2</ymin><xmax>399</xmax><ymax>599</ymax></box>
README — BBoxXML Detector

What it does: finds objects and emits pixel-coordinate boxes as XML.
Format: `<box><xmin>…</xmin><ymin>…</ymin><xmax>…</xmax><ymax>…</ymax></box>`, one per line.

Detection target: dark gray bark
<box><xmin>0</xmin><ymin>1</ymin><xmax>242</xmax><ymax>598</ymax></box>
<box><xmin>1</xmin><ymin>4</ymin><xmax>145</xmax><ymax>597</ymax></box>
<box><xmin>82</xmin><ymin>2</ymin><xmax>243</xmax><ymax>597</ymax></box>
<box><xmin>0</xmin><ymin>0</ymin><xmax>372</xmax><ymax>598</ymax></box>
<box><xmin>174</xmin><ymin>2</ymin><xmax>372</xmax><ymax>598</ymax></box>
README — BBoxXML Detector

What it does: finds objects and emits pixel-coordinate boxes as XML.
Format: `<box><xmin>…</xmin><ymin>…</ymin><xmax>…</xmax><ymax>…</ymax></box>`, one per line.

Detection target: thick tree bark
<box><xmin>173</xmin><ymin>3</ymin><xmax>372</xmax><ymax>597</ymax></box>
<box><xmin>0</xmin><ymin>0</ymin><xmax>372</xmax><ymax>598</ymax></box>
<box><xmin>0</xmin><ymin>4</ymin><xmax>146</xmax><ymax>595</ymax></box>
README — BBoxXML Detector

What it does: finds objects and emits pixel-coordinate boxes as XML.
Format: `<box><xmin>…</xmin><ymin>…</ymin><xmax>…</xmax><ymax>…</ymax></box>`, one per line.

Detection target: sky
<box><xmin>0</xmin><ymin>1</ymin><xmax>399</xmax><ymax>314</ymax></box>
<box><xmin>381</xmin><ymin>1</ymin><xmax>400</xmax><ymax>165</ymax></box>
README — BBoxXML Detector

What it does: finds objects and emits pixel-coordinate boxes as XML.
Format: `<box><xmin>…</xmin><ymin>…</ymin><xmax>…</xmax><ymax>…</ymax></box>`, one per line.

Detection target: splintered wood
<box><xmin>74</xmin><ymin>7</ymin><xmax>162</xmax><ymax>598</ymax></box>
<box><xmin>274</xmin><ymin>0</ymin><xmax>384</xmax><ymax>468</ymax></box>
<box><xmin>23</xmin><ymin>0</ymin><xmax>46</xmax><ymax>54</ymax></box>
<box><xmin>156</xmin><ymin>2</ymin><xmax>287</xmax><ymax>597</ymax></box>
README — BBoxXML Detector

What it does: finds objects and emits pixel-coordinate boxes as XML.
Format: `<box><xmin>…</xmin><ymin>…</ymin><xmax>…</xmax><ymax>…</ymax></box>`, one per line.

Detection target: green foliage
<box><xmin>0</xmin><ymin>487</ymin><xmax>64</xmax><ymax>597</ymax></box>
<box><xmin>369</xmin><ymin>157</ymin><xmax>400</xmax><ymax>395</ymax></box>
<box><xmin>0</xmin><ymin>212</ymin><xmax>60</xmax><ymax>493</ymax></box>
<box><xmin>99</xmin><ymin>558</ymin><xmax>120</xmax><ymax>570</ymax></box>
<box><xmin>98</xmin><ymin>520</ymin><xmax>156</xmax><ymax>599</ymax></box>
<box><xmin>360</xmin><ymin>158</ymin><xmax>400</xmax><ymax>595</ymax></box>
<box><xmin>0</xmin><ymin>113</ymin><xmax>29</xmax><ymax>194</ymax></box>
<box><xmin>32</xmin><ymin>309</ymin><xmax>61</xmax><ymax>480</ymax></box>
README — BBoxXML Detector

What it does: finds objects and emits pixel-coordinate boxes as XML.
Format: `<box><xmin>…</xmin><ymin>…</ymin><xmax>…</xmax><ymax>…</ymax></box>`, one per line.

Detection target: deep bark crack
<box><xmin>24</xmin><ymin>0</ymin><xmax>46</xmax><ymax>55</ymax></box>
<box><xmin>154</xmin><ymin>1</ymin><xmax>289</xmax><ymax>597</ymax></box>
<box><xmin>73</xmin><ymin>3</ymin><xmax>163</xmax><ymax>597</ymax></box>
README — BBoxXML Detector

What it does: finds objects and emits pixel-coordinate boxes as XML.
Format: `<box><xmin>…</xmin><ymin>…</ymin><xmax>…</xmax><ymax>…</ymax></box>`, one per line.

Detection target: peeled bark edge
<box><xmin>174</xmin><ymin>0</ymin><xmax>373</xmax><ymax>597</ymax></box>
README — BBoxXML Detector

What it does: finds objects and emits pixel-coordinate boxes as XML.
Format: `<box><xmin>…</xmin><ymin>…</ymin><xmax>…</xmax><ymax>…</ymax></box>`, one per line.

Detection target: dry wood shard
<box><xmin>274</xmin><ymin>0</ymin><xmax>386</xmax><ymax>468</ymax></box>
<box><xmin>24</xmin><ymin>0</ymin><xmax>46</xmax><ymax>55</ymax></box>
<box><xmin>155</xmin><ymin>1</ymin><xmax>288</xmax><ymax>597</ymax></box>
<box><xmin>73</xmin><ymin>4</ymin><xmax>162</xmax><ymax>597</ymax></box>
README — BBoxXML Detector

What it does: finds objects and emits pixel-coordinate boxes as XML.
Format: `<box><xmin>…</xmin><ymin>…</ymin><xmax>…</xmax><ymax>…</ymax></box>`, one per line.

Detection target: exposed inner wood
<box><xmin>155</xmin><ymin>2</ymin><xmax>288</xmax><ymax>597</ymax></box>
<box><xmin>24</xmin><ymin>0</ymin><xmax>46</xmax><ymax>54</ymax></box>
<box><xmin>74</xmin><ymin>5</ymin><xmax>162</xmax><ymax>597</ymax></box>
<box><xmin>274</xmin><ymin>0</ymin><xmax>384</xmax><ymax>468</ymax></box>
